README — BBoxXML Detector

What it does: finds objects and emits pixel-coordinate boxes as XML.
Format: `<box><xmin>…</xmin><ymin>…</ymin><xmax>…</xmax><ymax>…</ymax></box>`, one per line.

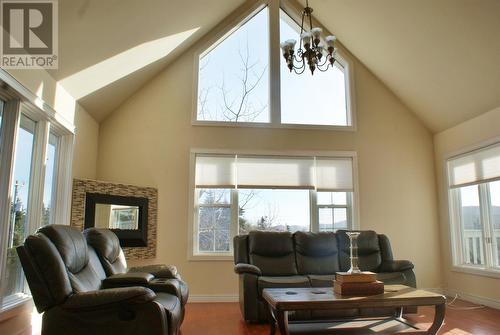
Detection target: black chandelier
<box><xmin>280</xmin><ymin>0</ymin><xmax>337</xmax><ymax>75</ymax></box>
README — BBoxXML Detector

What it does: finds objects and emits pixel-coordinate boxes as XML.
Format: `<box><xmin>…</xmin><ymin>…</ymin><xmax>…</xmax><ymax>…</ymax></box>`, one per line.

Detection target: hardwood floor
<box><xmin>181</xmin><ymin>300</ymin><xmax>500</xmax><ymax>335</ymax></box>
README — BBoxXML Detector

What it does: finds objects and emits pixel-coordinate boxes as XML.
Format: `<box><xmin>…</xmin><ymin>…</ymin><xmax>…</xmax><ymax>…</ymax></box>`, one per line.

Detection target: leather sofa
<box><xmin>233</xmin><ymin>230</ymin><xmax>416</xmax><ymax>323</ymax></box>
<box><xmin>17</xmin><ymin>225</ymin><xmax>187</xmax><ymax>335</ymax></box>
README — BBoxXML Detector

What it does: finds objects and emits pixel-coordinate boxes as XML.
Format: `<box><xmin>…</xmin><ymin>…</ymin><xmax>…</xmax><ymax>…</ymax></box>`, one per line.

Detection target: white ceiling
<box><xmin>53</xmin><ymin>0</ymin><xmax>500</xmax><ymax>132</ymax></box>
<box><xmin>307</xmin><ymin>0</ymin><xmax>500</xmax><ymax>132</ymax></box>
<box><xmin>52</xmin><ymin>0</ymin><xmax>245</xmax><ymax>121</ymax></box>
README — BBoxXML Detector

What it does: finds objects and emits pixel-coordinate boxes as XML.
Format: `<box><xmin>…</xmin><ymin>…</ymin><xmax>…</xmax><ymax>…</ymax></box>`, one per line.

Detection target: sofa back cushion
<box><xmin>294</xmin><ymin>232</ymin><xmax>340</xmax><ymax>275</ymax></box>
<box><xmin>84</xmin><ymin>228</ymin><xmax>128</xmax><ymax>275</ymax></box>
<box><xmin>337</xmin><ymin>230</ymin><xmax>382</xmax><ymax>272</ymax></box>
<box><xmin>248</xmin><ymin>231</ymin><xmax>297</xmax><ymax>276</ymax></box>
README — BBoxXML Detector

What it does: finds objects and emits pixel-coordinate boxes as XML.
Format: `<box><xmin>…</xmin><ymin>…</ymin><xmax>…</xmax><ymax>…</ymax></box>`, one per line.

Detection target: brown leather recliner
<box><xmin>17</xmin><ymin>225</ymin><xmax>182</xmax><ymax>335</ymax></box>
<box><xmin>83</xmin><ymin>228</ymin><xmax>189</xmax><ymax>320</ymax></box>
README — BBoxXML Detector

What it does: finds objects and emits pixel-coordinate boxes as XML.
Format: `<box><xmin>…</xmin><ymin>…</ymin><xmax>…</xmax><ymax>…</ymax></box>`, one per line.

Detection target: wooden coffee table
<box><xmin>262</xmin><ymin>285</ymin><xmax>446</xmax><ymax>335</ymax></box>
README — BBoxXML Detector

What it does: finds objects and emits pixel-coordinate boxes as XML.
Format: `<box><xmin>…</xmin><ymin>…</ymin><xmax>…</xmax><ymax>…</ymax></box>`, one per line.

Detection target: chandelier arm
<box><xmin>293</xmin><ymin>60</ymin><xmax>306</xmax><ymax>71</ymax></box>
<box><xmin>316</xmin><ymin>63</ymin><xmax>331</xmax><ymax>72</ymax></box>
<box><xmin>293</xmin><ymin>65</ymin><xmax>307</xmax><ymax>75</ymax></box>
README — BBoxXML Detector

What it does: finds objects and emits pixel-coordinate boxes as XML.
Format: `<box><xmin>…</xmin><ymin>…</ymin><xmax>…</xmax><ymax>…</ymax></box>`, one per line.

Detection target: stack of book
<box><xmin>333</xmin><ymin>271</ymin><xmax>384</xmax><ymax>296</ymax></box>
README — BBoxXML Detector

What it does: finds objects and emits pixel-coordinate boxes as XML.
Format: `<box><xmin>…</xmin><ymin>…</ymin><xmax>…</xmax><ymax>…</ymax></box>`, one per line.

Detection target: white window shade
<box><xmin>448</xmin><ymin>143</ymin><xmax>500</xmax><ymax>188</ymax></box>
<box><xmin>315</xmin><ymin>158</ymin><xmax>353</xmax><ymax>191</ymax></box>
<box><xmin>195</xmin><ymin>155</ymin><xmax>235</xmax><ymax>188</ymax></box>
<box><xmin>236</xmin><ymin>156</ymin><xmax>315</xmax><ymax>189</ymax></box>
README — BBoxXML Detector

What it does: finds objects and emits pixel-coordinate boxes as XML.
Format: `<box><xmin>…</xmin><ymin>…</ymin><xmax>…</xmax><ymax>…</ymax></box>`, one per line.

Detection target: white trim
<box><xmin>188</xmin><ymin>295</ymin><xmax>239</xmax><ymax>303</ymax></box>
<box><xmin>451</xmin><ymin>265</ymin><xmax>500</xmax><ymax>279</ymax></box>
<box><xmin>443</xmin><ymin>288</ymin><xmax>500</xmax><ymax>310</ymax></box>
<box><xmin>54</xmin><ymin>134</ymin><xmax>75</xmax><ymax>225</ymax></box>
<box><xmin>0</xmin><ymin>69</ymin><xmax>74</xmax><ymax>133</ymax></box>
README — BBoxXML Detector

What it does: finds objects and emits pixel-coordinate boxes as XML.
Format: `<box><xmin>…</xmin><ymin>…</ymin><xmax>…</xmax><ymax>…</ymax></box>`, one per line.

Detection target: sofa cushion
<box><xmin>307</xmin><ymin>274</ymin><xmax>336</xmax><ymax>287</ymax></box>
<box><xmin>258</xmin><ymin>276</ymin><xmax>310</xmax><ymax>295</ymax></box>
<box><xmin>376</xmin><ymin>272</ymin><xmax>407</xmax><ymax>285</ymax></box>
<box><xmin>337</xmin><ymin>230</ymin><xmax>382</xmax><ymax>272</ymax></box>
<box><xmin>249</xmin><ymin>231</ymin><xmax>297</xmax><ymax>276</ymax></box>
<box><xmin>294</xmin><ymin>232</ymin><xmax>340</xmax><ymax>275</ymax></box>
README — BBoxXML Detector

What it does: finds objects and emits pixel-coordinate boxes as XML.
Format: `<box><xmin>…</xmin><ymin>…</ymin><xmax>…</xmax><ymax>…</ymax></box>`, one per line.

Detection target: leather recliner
<box><xmin>83</xmin><ymin>228</ymin><xmax>189</xmax><ymax>321</ymax></box>
<box><xmin>233</xmin><ymin>230</ymin><xmax>417</xmax><ymax>323</ymax></box>
<box><xmin>17</xmin><ymin>225</ymin><xmax>183</xmax><ymax>335</ymax></box>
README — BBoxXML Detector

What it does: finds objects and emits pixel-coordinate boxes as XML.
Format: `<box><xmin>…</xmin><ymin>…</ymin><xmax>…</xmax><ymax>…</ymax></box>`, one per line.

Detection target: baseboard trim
<box><xmin>189</xmin><ymin>295</ymin><xmax>239</xmax><ymax>303</ymax></box>
<box><xmin>443</xmin><ymin>289</ymin><xmax>500</xmax><ymax>310</ymax></box>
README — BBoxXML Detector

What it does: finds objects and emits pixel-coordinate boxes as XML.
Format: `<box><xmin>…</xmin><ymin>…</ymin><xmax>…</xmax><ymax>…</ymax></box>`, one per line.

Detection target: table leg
<box><xmin>267</xmin><ymin>305</ymin><xmax>277</xmax><ymax>335</ymax></box>
<box><xmin>276</xmin><ymin>310</ymin><xmax>289</xmax><ymax>335</ymax></box>
<box><xmin>427</xmin><ymin>303</ymin><xmax>445</xmax><ymax>335</ymax></box>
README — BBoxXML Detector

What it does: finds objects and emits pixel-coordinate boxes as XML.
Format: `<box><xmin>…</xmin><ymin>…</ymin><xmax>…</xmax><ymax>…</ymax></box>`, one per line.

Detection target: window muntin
<box><xmin>192</xmin><ymin>153</ymin><xmax>356</xmax><ymax>256</ymax></box>
<box><xmin>279</xmin><ymin>10</ymin><xmax>347</xmax><ymax>126</ymax></box>
<box><xmin>5</xmin><ymin>115</ymin><xmax>36</xmax><ymax>299</ymax></box>
<box><xmin>447</xmin><ymin>143</ymin><xmax>500</xmax><ymax>272</ymax></box>
<box><xmin>42</xmin><ymin>132</ymin><xmax>59</xmax><ymax>226</ymax></box>
<box><xmin>197</xmin><ymin>7</ymin><xmax>269</xmax><ymax>123</ymax></box>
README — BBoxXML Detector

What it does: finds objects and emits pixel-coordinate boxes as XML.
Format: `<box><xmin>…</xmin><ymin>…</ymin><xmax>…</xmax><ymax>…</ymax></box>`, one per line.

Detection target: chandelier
<box><xmin>280</xmin><ymin>0</ymin><xmax>337</xmax><ymax>75</ymax></box>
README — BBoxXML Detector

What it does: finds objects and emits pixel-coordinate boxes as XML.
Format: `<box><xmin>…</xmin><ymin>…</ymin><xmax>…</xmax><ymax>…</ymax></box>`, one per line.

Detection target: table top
<box><xmin>262</xmin><ymin>285</ymin><xmax>446</xmax><ymax>311</ymax></box>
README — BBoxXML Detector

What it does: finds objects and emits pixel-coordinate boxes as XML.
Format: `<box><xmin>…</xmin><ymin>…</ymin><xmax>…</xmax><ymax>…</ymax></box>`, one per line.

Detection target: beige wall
<box><xmin>72</xmin><ymin>105</ymin><xmax>99</xmax><ymax>179</ymax></box>
<box><xmin>97</xmin><ymin>45</ymin><xmax>442</xmax><ymax>297</ymax></box>
<box><xmin>434</xmin><ymin>106</ymin><xmax>500</xmax><ymax>302</ymax></box>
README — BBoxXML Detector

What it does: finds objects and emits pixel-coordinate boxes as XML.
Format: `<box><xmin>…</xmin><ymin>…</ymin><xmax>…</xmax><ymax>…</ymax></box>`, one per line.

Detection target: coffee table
<box><xmin>262</xmin><ymin>285</ymin><xmax>445</xmax><ymax>335</ymax></box>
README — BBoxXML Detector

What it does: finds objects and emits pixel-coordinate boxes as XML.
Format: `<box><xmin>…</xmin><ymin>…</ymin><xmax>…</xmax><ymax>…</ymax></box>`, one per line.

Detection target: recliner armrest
<box><xmin>102</xmin><ymin>272</ymin><xmax>154</xmax><ymax>288</ymax></box>
<box><xmin>379</xmin><ymin>260</ymin><xmax>414</xmax><ymax>272</ymax></box>
<box><xmin>234</xmin><ymin>263</ymin><xmax>262</xmax><ymax>275</ymax></box>
<box><xmin>129</xmin><ymin>264</ymin><xmax>180</xmax><ymax>279</ymax></box>
<box><xmin>62</xmin><ymin>287</ymin><xmax>156</xmax><ymax>310</ymax></box>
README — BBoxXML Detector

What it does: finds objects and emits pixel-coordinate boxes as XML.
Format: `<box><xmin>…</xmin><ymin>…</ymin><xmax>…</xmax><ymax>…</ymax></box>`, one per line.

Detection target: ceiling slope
<box><xmin>307</xmin><ymin>0</ymin><xmax>500</xmax><ymax>132</ymax></box>
<box><xmin>52</xmin><ymin>0</ymin><xmax>245</xmax><ymax>121</ymax></box>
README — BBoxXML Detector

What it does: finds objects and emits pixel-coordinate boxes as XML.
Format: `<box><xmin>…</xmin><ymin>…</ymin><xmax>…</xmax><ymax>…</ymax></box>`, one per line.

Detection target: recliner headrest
<box><xmin>337</xmin><ymin>230</ymin><xmax>380</xmax><ymax>254</ymax></box>
<box><xmin>248</xmin><ymin>231</ymin><xmax>294</xmax><ymax>256</ymax></box>
<box><xmin>84</xmin><ymin>228</ymin><xmax>121</xmax><ymax>263</ymax></box>
<box><xmin>38</xmin><ymin>225</ymin><xmax>89</xmax><ymax>274</ymax></box>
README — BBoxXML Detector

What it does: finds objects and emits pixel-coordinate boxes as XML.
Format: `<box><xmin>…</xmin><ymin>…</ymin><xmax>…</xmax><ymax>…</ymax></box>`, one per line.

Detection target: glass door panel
<box><xmin>42</xmin><ymin>132</ymin><xmax>59</xmax><ymax>226</ymax></box>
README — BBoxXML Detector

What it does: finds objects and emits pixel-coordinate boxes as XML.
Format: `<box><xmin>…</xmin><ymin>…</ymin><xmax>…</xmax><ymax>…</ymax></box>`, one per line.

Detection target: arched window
<box><xmin>194</xmin><ymin>0</ymin><xmax>356</xmax><ymax>130</ymax></box>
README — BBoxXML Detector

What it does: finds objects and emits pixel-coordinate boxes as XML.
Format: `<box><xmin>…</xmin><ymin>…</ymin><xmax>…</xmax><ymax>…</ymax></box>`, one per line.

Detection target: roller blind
<box><xmin>195</xmin><ymin>155</ymin><xmax>235</xmax><ymax>188</ymax></box>
<box><xmin>195</xmin><ymin>153</ymin><xmax>354</xmax><ymax>191</ymax></box>
<box><xmin>448</xmin><ymin>142</ymin><xmax>500</xmax><ymax>188</ymax></box>
<box><xmin>315</xmin><ymin>157</ymin><xmax>354</xmax><ymax>191</ymax></box>
<box><xmin>237</xmin><ymin>156</ymin><xmax>314</xmax><ymax>189</ymax></box>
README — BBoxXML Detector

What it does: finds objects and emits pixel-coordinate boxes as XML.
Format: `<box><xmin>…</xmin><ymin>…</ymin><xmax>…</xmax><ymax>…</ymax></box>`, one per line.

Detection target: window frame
<box><xmin>446</xmin><ymin>139</ymin><xmax>500</xmax><ymax>279</ymax></box>
<box><xmin>191</xmin><ymin>0</ymin><xmax>357</xmax><ymax>131</ymax></box>
<box><xmin>188</xmin><ymin>148</ymin><xmax>359</xmax><ymax>261</ymax></box>
<box><xmin>0</xmin><ymin>69</ymin><xmax>75</xmax><ymax>312</ymax></box>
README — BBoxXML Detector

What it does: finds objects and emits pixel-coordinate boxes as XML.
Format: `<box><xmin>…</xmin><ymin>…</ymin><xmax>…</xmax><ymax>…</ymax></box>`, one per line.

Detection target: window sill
<box><xmin>0</xmin><ymin>293</ymin><xmax>32</xmax><ymax>315</ymax></box>
<box><xmin>191</xmin><ymin>120</ymin><xmax>356</xmax><ymax>132</ymax></box>
<box><xmin>452</xmin><ymin>265</ymin><xmax>500</xmax><ymax>279</ymax></box>
<box><xmin>188</xmin><ymin>253</ymin><xmax>234</xmax><ymax>261</ymax></box>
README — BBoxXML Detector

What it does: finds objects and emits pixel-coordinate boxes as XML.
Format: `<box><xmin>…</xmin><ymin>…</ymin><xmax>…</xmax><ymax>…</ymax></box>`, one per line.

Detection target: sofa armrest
<box><xmin>129</xmin><ymin>264</ymin><xmax>179</xmax><ymax>279</ymax></box>
<box><xmin>62</xmin><ymin>287</ymin><xmax>156</xmax><ymax>310</ymax></box>
<box><xmin>102</xmin><ymin>272</ymin><xmax>154</xmax><ymax>288</ymax></box>
<box><xmin>379</xmin><ymin>260</ymin><xmax>414</xmax><ymax>272</ymax></box>
<box><xmin>234</xmin><ymin>263</ymin><xmax>261</xmax><ymax>275</ymax></box>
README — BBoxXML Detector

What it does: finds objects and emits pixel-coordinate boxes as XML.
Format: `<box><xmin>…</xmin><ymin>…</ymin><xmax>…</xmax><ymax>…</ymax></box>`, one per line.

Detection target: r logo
<box><xmin>2</xmin><ymin>2</ymin><xmax>53</xmax><ymax>54</ymax></box>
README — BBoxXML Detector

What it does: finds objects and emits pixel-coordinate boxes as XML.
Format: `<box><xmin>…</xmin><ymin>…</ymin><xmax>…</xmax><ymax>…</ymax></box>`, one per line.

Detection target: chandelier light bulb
<box><xmin>280</xmin><ymin>41</ymin><xmax>291</xmax><ymax>54</ymax></box>
<box><xmin>311</xmin><ymin>27</ymin><xmax>322</xmax><ymax>38</ymax></box>
<box><xmin>325</xmin><ymin>35</ymin><xmax>337</xmax><ymax>47</ymax></box>
<box><xmin>301</xmin><ymin>32</ymin><xmax>312</xmax><ymax>46</ymax></box>
<box><xmin>286</xmin><ymin>39</ymin><xmax>297</xmax><ymax>50</ymax></box>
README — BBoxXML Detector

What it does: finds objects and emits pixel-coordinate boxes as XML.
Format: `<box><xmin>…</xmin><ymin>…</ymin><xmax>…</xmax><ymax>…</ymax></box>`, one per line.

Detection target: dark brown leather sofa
<box><xmin>233</xmin><ymin>230</ymin><xmax>416</xmax><ymax>323</ymax></box>
<box><xmin>17</xmin><ymin>225</ymin><xmax>187</xmax><ymax>335</ymax></box>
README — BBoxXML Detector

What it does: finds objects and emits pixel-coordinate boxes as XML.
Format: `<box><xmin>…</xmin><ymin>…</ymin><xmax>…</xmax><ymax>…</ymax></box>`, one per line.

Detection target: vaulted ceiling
<box><xmin>52</xmin><ymin>0</ymin><xmax>500</xmax><ymax>132</ymax></box>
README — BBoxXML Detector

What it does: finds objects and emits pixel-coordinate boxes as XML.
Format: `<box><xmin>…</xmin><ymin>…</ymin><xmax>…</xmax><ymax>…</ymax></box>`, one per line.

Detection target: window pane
<box><xmin>238</xmin><ymin>189</ymin><xmax>310</xmax><ymax>233</ymax></box>
<box><xmin>318</xmin><ymin>207</ymin><xmax>348</xmax><ymax>232</ymax></box>
<box><xmin>197</xmin><ymin>8</ymin><xmax>269</xmax><ymax>123</ymax></box>
<box><xmin>488</xmin><ymin>181</ymin><xmax>500</xmax><ymax>267</ymax></box>
<box><xmin>279</xmin><ymin>10</ymin><xmax>347</xmax><ymax>126</ymax></box>
<box><xmin>5</xmin><ymin>115</ymin><xmax>36</xmax><ymax>298</ymax></box>
<box><xmin>317</xmin><ymin>192</ymin><xmax>347</xmax><ymax>205</ymax></box>
<box><xmin>197</xmin><ymin>189</ymin><xmax>231</xmax><ymax>253</ymax></box>
<box><xmin>42</xmin><ymin>132</ymin><xmax>58</xmax><ymax>226</ymax></box>
<box><xmin>459</xmin><ymin>185</ymin><xmax>484</xmax><ymax>265</ymax></box>
<box><xmin>198</xmin><ymin>188</ymin><xmax>230</xmax><ymax>205</ymax></box>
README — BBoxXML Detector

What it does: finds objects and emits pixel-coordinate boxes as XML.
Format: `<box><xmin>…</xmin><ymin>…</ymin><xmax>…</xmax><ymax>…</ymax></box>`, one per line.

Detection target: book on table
<box><xmin>333</xmin><ymin>280</ymin><xmax>384</xmax><ymax>296</ymax></box>
<box><xmin>335</xmin><ymin>271</ymin><xmax>377</xmax><ymax>283</ymax></box>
